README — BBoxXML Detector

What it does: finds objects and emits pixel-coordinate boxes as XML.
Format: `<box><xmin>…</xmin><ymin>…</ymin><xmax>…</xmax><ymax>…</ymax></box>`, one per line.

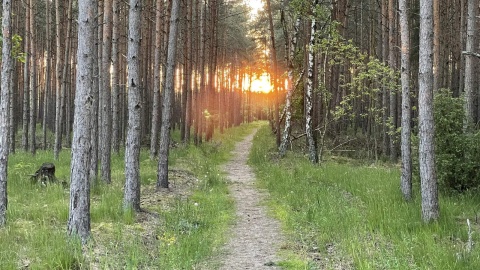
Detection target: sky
<box><xmin>244</xmin><ymin>0</ymin><xmax>264</xmax><ymax>18</ymax></box>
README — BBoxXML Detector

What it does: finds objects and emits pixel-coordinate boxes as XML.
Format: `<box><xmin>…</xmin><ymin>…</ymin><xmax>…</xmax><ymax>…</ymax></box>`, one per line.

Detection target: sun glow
<box><xmin>248</xmin><ymin>73</ymin><xmax>273</xmax><ymax>93</ymax></box>
<box><xmin>244</xmin><ymin>0</ymin><xmax>264</xmax><ymax>18</ymax></box>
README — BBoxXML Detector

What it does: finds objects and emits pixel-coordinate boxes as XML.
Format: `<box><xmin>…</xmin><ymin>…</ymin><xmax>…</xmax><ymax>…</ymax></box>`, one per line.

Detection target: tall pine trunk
<box><xmin>0</xmin><ymin>0</ymin><xmax>13</xmax><ymax>226</ymax></box>
<box><xmin>100</xmin><ymin>0</ymin><xmax>113</xmax><ymax>183</ymax></box>
<box><xmin>124</xmin><ymin>0</ymin><xmax>142</xmax><ymax>211</ymax></box>
<box><xmin>68</xmin><ymin>0</ymin><xmax>95</xmax><ymax>243</ymax></box>
<box><xmin>399</xmin><ymin>0</ymin><xmax>412</xmax><ymax>201</ymax></box>
<box><xmin>111</xmin><ymin>0</ymin><xmax>121</xmax><ymax>154</ymax></box>
<box><xmin>28</xmin><ymin>0</ymin><xmax>36</xmax><ymax>155</ymax></box>
<box><xmin>463</xmin><ymin>0</ymin><xmax>477</xmax><ymax>130</ymax></box>
<box><xmin>157</xmin><ymin>0</ymin><xmax>180</xmax><ymax>189</ymax></box>
<box><xmin>150</xmin><ymin>0</ymin><xmax>163</xmax><ymax>158</ymax></box>
<box><xmin>418</xmin><ymin>0</ymin><xmax>439</xmax><ymax>222</ymax></box>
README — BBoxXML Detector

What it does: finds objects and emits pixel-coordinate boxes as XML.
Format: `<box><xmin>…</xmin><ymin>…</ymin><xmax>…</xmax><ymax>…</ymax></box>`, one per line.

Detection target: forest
<box><xmin>0</xmin><ymin>0</ymin><xmax>480</xmax><ymax>268</ymax></box>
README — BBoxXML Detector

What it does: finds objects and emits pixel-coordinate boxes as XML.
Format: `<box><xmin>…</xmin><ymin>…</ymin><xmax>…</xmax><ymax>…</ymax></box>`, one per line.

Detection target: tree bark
<box><xmin>150</xmin><ymin>0</ymin><xmax>163</xmax><ymax>158</ymax></box>
<box><xmin>388</xmin><ymin>0</ymin><xmax>397</xmax><ymax>162</ymax></box>
<box><xmin>53</xmin><ymin>0</ymin><xmax>62</xmax><ymax>159</ymax></box>
<box><xmin>306</xmin><ymin>0</ymin><xmax>318</xmax><ymax>164</ymax></box>
<box><xmin>68</xmin><ymin>0</ymin><xmax>95</xmax><ymax>243</ymax></box>
<box><xmin>100</xmin><ymin>0</ymin><xmax>113</xmax><ymax>183</ymax></box>
<box><xmin>157</xmin><ymin>0</ymin><xmax>180</xmax><ymax>189</ymax></box>
<box><xmin>399</xmin><ymin>0</ymin><xmax>412</xmax><ymax>201</ymax></box>
<box><xmin>0</xmin><ymin>0</ymin><xmax>13</xmax><ymax>226</ymax></box>
<box><xmin>22</xmin><ymin>1</ymin><xmax>30</xmax><ymax>152</ymax></box>
<box><xmin>124</xmin><ymin>0</ymin><xmax>142</xmax><ymax>211</ymax></box>
<box><xmin>89</xmin><ymin>1</ymin><xmax>100</xmax><ymax>184</ymax></box>
<box><xmin>43</xmin><ymin>0</ymin><xmax>51</xmax><ymax>151</ymax></box>
<box><xmin>266</xmin><ymin>0</ymin><xmax>280</xmax><ymax>148</ymax></box>
<box><xmin>418</xmin><ymin>0</ymin><xmax>439</xmax><ymax>222</ymax></box>
<box><xmin>463</xmin><ymin>0</ymin><xmax>477</xmax><ymax>130</ymax></box>
<box><xmin>28</xmin><ymin>0</ymin><xmax>36</xmax><ymax>155</ymax></box>
<box><xmin>111</xmin><ymin>0</ymin><xmax>121</xmax><ymax>154</ymax></box>
<box><xmin>279</xmin><ymin>11</ymin><xmax>299</xmax><ymax>157</ymax></box>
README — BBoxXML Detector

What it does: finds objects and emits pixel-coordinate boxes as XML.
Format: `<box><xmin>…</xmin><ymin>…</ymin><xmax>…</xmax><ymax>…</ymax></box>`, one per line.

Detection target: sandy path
<box><xmin>218</xmin><ymin>130</ymin><xmax>284</xmax><ymax>269</ymax></box>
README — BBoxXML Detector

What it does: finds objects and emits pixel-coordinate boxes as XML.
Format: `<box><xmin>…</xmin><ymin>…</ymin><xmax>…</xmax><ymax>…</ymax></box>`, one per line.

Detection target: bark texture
<box><xmin>0</xmin><ymin>0</ymin><xmax>13</xmax><ymax>226</ymax></box>
<box><xmin>279</xmin><ymin>13</ymin><xmax>299</xmax><ymax>157</ymax></box>
<box><xmin>399</xmin><ymin>0</ymin><xmax>412</xmax><ymax>201</ymax></box>
<box><xmin>306</xmin><ymin>0</ymin><xmax>318</xmax><ymax>164</ymax></box>
<box><xmin>150</xmin><ymin>0</ymin><xmax>163</xmax><ymax>159</ymax></box>
<box><xmin>157</xmin><ymin>0</ymin><xmax>181</xmax><ymax>189</ymax></box>
<box><xmin>100</xmin><ymin>0</ymin><xmax>113</xmax><ymax>183</ymax></box>
<box><xmin>418</xmin><ymin>0</ymin><xmax>439</xmax><ymax>222</ymax></box>
<box><xmin>463</xmin><ymin>0</ymin><xmax>477</xmax><ymax>130</ymax></box>
<box><xmin>124</xmin><ymin>0</ymin><xmax>142</xmax><ymax>211</ymax></box>
<box><xmin>68</xmin><ymin>0</ymin><xmax>95</xmax><ymax>243</ymax></box>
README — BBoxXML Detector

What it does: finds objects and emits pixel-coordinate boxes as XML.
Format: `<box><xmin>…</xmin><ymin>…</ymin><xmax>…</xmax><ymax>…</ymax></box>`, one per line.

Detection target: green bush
<box><xmin>433</xmin><ymin>89</ymin><xmax>480</xmax><ymax>192</ymax></box>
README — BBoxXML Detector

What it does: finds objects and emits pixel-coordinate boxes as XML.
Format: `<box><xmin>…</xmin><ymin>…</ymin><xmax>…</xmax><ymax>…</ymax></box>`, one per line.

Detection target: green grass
<box><xmin>0</xmin><ymin>122</ymin><xmax>261</xmax><ymax>269</ymax></box>
<box><xmin>250</xmin><ymin>125</ymin><xmax>480</xmax><ymax>269</ymax></box>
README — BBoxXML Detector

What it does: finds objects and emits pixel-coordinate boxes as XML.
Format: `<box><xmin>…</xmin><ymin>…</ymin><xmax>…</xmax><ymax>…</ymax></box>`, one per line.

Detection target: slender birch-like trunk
<box><xmin>306</xmin><ymin>0</ymin><xmax>318</xmax><ymax>164</ymax></box>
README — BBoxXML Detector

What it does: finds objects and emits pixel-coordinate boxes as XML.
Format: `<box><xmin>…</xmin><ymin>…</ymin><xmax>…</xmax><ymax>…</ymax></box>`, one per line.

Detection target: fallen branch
<box><xmin>330</xmin><ymin>138</ymin><xmax>357</xmax><ymax>151</ymax></box>
<box><xmin>462</xmin><ymin>51</ymin><xmax>480</xmax><ymax>59</ymax></box>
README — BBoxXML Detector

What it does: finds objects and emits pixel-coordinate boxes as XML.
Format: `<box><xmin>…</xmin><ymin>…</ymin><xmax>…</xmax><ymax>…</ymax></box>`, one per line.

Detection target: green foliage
<box><xmin>250</xmin><ymin>125</ymin><xmax>480</xmax><ymax>269</ymax></box>
<box><xmin>433</xmin><ymin>89</ymin><xmax>480</xmax><ymax>192</ymax></box>
<box><xmin>0</xmin><ymin>34</ymin><xmax>26</xmax><ymax>63</ymax></box>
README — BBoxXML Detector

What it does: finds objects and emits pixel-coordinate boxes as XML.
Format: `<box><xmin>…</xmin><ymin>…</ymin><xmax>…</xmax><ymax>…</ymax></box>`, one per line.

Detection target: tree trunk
<box><xmin>53</xmin><ymin>0</ymin><xmax>62</xmax><ymax>159</ymax></box>
<box><xmin>157</xmin><ymin>0</ymin><xmax>180</xmax><ymax>189</ymax></box>
<box><xmin>43</xmin><ymin>0</ymin><xmax>51</xmax><ymax>151</ymax></box>
<box><xmin>306</xmin><ymin>0</ymin><xmax>318</xmax><ymax>164</ymax></box>
<box><xmin>89</xmin><ymin>1</ymin><xmax>100</xmax><ymax>184</ymax></box>
<box><xmin>150</xmin><ymin>0</ymin><xmax>163</xmax><ymax>158</ymax></box>
<box><xmin>433</xmin><ymin>0</ymin><xmax>440</xmax><ymax>91</ymax></box>
<box><xmin>28</xmin><ymin>0</ymin><xmax>36</xmax><ymax>155</ymax></box>
<box><xmin>0</xmin><ymin>0</ymin><xmax>13</xmax><ymax>226</ymax></box>
<box><xmin>463</xmin><ymin>0</ymin><xmax>477</xmax><ymax>130</ymax></box>
<box><xmin>124</xmin><ymin>0</ymin><xmax>142</xmax><ymax>211</ymax></box>
<box><xmin>279</xmin><ymin>12</ymin><xmax>299</xmax><ymax>157</ymax></box>
<box><xmin>68</xmin><ymin>0</ymin><xmax>95</xmax><ymax>243</ymax></box>
<box><xmin>111</xmin><ymin>0</ymin><xmax>121</xmax><ymax>154</ymax></box>
<box><xmin>418</xmin><ymin>0</ymin><xmax>439</xmax><ymax>222</ymax></box>
<box><xmin>22</xmin><ymin>2</ymin><xmax>29</xmax><ymax>152</ymax></box>
<box><xmin>381</xmin><ymin>0</ymin><xmax>388</xmax><ymax>157</ymax></box>
<box><xmin>100</xmin><ymin>0</ymin><xmax>113</xmax><ymax>183</ymax></box>
<box><xmin>388</xmin><ymin>0</ymin><xmax>397</xmax><ymax>162</ymax></box>
<box><xmin>399</xmin><ymin>0</ymin><xmax>412</xmax><ymax>201</ymax></box>
<box><xmin>266</xmin><ymin>0</ymin><xmax>280</xmax><ymax>148</ymax></box>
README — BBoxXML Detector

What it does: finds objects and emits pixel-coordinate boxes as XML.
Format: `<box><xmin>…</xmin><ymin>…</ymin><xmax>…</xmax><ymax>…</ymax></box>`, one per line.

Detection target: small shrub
<box><xmin>433</xmin><ymin>89</ymin><xmax>480</xmax><ymax>192</ymax></box>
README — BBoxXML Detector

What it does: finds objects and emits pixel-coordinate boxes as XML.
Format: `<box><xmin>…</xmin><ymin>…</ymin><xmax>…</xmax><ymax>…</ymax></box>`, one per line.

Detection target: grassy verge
<box><xmin>0</xmin><ymin>122</ymin><xmax>260</xmax><ymax>269</ymax></box>
<box><xmin>250</xmin><ymin>125</ymin><xmax>480</xmax><ymax>269</ymax></box>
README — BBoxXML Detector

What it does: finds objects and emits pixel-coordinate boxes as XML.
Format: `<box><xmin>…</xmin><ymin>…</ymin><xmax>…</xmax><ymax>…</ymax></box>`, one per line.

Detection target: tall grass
<box><xmin>0</xmin><ymin>122</ymin><xmax>260</xmax><ymax>269</ymax></box>
<box><xmin>250</xmin><ymin>125</ymin><xmax>480</xmax><ymax>269</ymax></box>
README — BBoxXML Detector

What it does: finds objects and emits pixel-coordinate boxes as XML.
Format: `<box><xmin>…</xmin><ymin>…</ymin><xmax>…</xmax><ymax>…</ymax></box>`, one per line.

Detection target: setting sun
<box><xmin>248</xmin><ymin>73</ymin><xmax>273</xmax><ymax>93</ymax></box>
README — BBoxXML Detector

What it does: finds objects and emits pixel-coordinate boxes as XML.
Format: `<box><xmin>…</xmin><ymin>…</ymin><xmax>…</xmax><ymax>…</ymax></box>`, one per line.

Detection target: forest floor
<box><xmin>209</xmin><ymin>129</ymin><xmax>285</xmax><ymax>269</ymax></box>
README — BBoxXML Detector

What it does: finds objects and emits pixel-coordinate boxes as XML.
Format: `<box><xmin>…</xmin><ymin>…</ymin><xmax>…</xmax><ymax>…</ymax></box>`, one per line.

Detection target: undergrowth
<box><xmin>250</xmin><ymin>125</ymin><xmax>480</xmax><ymax>269</ymax></box>
<box><xmin>0</xmin><ymin>122</ymin><xmax>261</xmax><ymax>269</ymax></box>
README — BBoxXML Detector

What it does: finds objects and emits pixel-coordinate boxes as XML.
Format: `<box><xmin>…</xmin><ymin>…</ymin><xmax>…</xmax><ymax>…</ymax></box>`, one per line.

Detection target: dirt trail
<box><xmin>218</xmin><ymin>130</ymin><xmax>284</xmax><ymax>269</ymax></box>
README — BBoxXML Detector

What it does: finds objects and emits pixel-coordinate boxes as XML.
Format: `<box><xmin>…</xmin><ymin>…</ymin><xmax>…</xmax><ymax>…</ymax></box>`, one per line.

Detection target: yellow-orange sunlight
<box><xmin>248</xmin><ymin>73</ymin><xmax>273</xmax><ymax>93</ymax></box>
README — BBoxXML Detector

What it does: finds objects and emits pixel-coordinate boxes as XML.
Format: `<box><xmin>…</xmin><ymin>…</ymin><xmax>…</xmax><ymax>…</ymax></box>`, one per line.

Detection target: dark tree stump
<box><xmin>31</xmin><ymin>163</ymin><xmax>56</xmax><ymax>185</ymax></box>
